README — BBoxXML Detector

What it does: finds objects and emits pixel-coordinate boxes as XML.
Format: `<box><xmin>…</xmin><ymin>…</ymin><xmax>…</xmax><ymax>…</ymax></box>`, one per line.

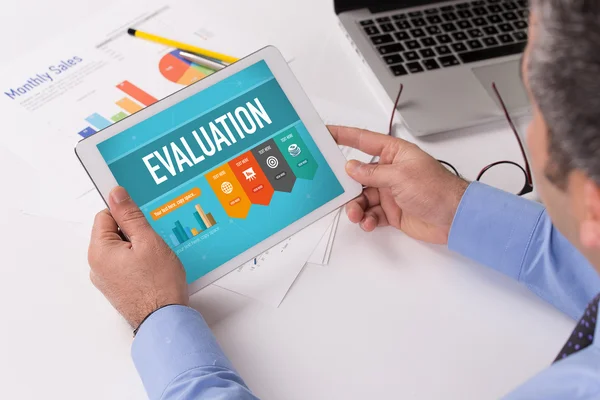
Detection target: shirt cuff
<box><xmin>131</xmin><ymin>305</ymin><xmax>234</xmax><ymax>400</ymax></box>
<box><xmin>448</xmin><ymin>181</ymin><xmax>545</xmax><ymax>280</ymax></box>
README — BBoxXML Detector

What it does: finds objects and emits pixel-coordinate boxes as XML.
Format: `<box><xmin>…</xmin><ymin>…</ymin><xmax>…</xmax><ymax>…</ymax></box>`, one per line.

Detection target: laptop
<box><xmin>335</xmin><ymin>0</ymin><xmax>531</xmax><ymax>136</ymax></box>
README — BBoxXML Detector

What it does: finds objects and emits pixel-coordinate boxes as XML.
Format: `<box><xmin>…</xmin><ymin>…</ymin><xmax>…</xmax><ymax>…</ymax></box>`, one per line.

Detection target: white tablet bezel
<box><xmin>76</xmin><ymin>46</ymin><xmax>361</xmax><ymax>294</ymax></box>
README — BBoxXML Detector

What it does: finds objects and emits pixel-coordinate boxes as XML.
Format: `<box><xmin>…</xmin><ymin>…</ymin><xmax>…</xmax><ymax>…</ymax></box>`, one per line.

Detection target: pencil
<box><xmin>127</xmin><ymin>28</ymin><xmax>238</xmax><ymax>64</ymax></box>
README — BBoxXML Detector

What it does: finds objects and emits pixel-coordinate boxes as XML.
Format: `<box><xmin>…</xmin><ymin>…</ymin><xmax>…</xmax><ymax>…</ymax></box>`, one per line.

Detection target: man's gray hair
<box><xmin>528</xmin><ymin>0</ymin><xmax>600</xmax><ymax>187</ymax></box>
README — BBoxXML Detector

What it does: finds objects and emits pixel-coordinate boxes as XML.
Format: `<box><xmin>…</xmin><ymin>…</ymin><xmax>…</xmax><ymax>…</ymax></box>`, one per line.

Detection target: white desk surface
<box><xmin>0</xmin><ymin>1</ymin><xmax>575</xmax><ymax>399</ymax></box>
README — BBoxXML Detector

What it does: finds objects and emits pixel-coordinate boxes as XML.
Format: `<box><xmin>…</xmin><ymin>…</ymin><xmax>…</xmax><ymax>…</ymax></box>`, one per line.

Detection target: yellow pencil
<box><xmin>127</xmin><ymin>28</ymin><xmax>238</xmax><ymax>65</ymax></box>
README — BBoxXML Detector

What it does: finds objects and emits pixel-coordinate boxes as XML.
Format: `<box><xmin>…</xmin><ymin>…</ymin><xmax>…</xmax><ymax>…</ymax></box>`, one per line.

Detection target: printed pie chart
<box><xmin>159</xmin><ymin>50</ymin><xmax>215</xmax><ymax>85</ymax></box>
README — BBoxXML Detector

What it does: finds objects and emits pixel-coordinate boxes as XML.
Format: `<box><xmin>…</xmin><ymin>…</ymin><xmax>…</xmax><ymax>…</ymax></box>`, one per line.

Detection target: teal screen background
<box><xmin>97</xmin><ymin>61</ymin><xmax>345</xmax><ymax>283</ymax></box>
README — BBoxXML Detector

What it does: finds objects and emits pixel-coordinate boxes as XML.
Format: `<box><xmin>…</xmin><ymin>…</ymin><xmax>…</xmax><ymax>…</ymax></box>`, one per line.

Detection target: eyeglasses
<box><xmin>389</xmin><ymin>84</ymin><xmax>533</xmax><ymax>196</ymax></box>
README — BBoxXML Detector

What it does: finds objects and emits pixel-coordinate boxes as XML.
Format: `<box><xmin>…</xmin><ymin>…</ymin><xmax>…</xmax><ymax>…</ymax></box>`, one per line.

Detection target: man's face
<box><xmin>522</xmin><ymin>13</ymin><xmax>588</xmax><ymax>252</ymax></box>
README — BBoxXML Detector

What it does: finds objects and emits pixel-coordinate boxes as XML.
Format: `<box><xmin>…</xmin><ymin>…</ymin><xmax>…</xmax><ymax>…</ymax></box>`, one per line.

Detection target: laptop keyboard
<box><xmin>359</xmin><ymin>0</ymin><xmax>529</xmax><ymax>76</ymax></box>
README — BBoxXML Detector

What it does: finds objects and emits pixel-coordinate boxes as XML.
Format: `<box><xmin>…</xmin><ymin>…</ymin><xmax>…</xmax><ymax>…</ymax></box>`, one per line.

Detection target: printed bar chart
<box><xmin>85</xmin><ymin>113</ymin><xmax>111</xmax><ymax>130</ymax></box>
<box><xmin>116</xmin><ymin>80</ymin><xmax>158</xmax><ymax>106</ymax></box>
<box><xmin>116</xmin><ymin>97</ymin><xmax>143</xmax><ymax>114</ymax></box>
<box><xmin>77</xmin><ymin>126</ymin><xmax>97</xmax><ymax>138</ymax></box>
<box><xmin>111</xmin><ymin>111</ymin><xmax>128</xmax><ymax>122</ymax></box>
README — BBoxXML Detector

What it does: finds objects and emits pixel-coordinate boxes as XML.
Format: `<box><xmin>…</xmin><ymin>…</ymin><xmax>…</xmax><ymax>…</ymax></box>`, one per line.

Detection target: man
<box><xmin>88</xmin><ymin>1</ymin><xmax>600</xmax><ymax>398</ymax></box>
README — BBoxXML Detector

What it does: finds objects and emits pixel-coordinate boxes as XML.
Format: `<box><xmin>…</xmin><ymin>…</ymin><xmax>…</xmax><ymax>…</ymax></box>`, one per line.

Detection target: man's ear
<box><xmin>580</xmin><ymin>179</ymin><xmax>600</xmax><ymax>249</ymax></box>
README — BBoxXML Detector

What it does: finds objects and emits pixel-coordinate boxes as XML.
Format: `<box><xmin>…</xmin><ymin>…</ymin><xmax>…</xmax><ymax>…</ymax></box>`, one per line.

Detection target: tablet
<box><xmin>76</xmin><ymin>46</ymin><xmax>361</xmax><ymax>293</ymax></box>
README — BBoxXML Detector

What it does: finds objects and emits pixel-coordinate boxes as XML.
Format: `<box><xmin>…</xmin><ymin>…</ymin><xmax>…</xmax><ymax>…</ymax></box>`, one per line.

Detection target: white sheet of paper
<box><xmin>0</xmin><ymin>0</ymin><xmax>272</xmax><ymax>222</ymax></box>
<box><xmin>214</xmin><ymin>213</ymin><xmax>335</xmax><ymax>307</ymax></box>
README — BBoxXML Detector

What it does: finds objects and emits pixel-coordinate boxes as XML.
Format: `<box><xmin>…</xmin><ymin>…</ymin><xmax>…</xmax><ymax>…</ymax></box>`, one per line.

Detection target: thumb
<box><xmin>108</xmin><ymin>186</ymin><xmax>152</xmax><ymax>242</ymax></box>
<box><xmin>345</xmin><ymin>160</ymin><xmax>394</xmax><ymax>188</ymax></box>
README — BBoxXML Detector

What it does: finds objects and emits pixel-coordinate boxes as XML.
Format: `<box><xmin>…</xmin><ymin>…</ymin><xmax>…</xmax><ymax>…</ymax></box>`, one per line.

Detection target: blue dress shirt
<box><xmin>132</xmin><ymin>182</ymin><xmax>600</xmax><ymax>399</ymax></box>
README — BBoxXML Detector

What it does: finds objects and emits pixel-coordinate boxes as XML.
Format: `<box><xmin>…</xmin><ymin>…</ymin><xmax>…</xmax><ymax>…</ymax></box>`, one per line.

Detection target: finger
<box><xmin>362</xmin><ymin>187</ymin><xmax>381</xmax><ymax>208</ymax></box>
<box><xmin>345</xmin><ymin>160</ymin><xmax>395</xmax><ymax>188</ymax></box>
<box><xmin>328</xmin><ymin>125</ymin><xmax>408</xmax><ymax>156</ymax></box>
<box><xmin>90</xmin><ymin>209</ymin><xmax>122</xmax><ymax>244</ymax></box>
<box><xmin>379</xmin><ymin>188</ymin><xmax>403</xmax><ymax>230</ymax></box>
<box><xmin>360</xmin><ymin>205</ymin><xmax>389</xmax><ymax>232</ymax></box>
<box><xmin>108</xmin><ymin>186</ymin><xmax>153</xmax><ymax>243</ymax></box>
<box><xmin>345</xmin><ymin>194</ymin><xmax>368</xmax><ymax>223</ymax></box>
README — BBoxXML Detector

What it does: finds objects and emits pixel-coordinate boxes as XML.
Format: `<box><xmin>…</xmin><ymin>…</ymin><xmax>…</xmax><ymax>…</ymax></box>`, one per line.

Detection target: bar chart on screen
<box><xmin>168</xmin><ymin>203</ymin><xmax>218</xmax><ymax>247</ymax></box>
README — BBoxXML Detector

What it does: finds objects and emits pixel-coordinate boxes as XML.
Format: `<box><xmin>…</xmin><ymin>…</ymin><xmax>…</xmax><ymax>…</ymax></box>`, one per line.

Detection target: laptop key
<box><xmin>473</xmin><ymin>7</ymin><xmax>488</xmax><ymax>16</ymax></box>
<box><xmin>427</xmin><ymin>15</ymin><xmax>443</xmax><ymax>24</ymax></box>
<box><xmin>483</xmin><ymin>36</ymin><xmax>499</xmax><ymax>46</ymax></box>
<box><xmin>458</xmin><ymin>42</ymin><xmax>525</xmax><ymax>63</ymax></box>
<box><xmin>483</xmin><ymin>26</ymin><xmax>499</xmax><ymax>35</ymax></box>
<box><xmin>408</xmin><ymin>11</ymin><xmax>423</xmax><ymax>17</ymax></box>
<box><xmin>498</xmin><ymin>33</ymin><xmax>515</xmax><ymax>43</ymax></box>
<box><xmin>404</xmin><ymin>51</ymin><xmax>420</xmax><ymax>61</ymax></box>
<box><xmin>503</xmin><ymin>2</ymin><xmax>518</xmax><ymax>10</ymax></box>
<box><xmin>487</xmin><ymin>15</ymin><xmax>502</xmax><ymax>24</ymax></box>
<box><xmin>440</xmin><ymin>5</ymin><xmax>455</xmax><ymax>11</ymax></box>
<box><xmin>513</xmin><ymin>31</ymin><xmax>527</xmax><ymax>41</ymax></box>
<box><xmin>364</xmin><ymin>26</ymin><xmax>380</xmax><ymax>35</ymax></box>
<box><xmin>420</xmin><ymin>48</ymin><xmax>436</xmax><ymax>58</ymax></box>
<box><xmin>487</xmin><ymin>4</ymin><xmax>502</xmax><ymax>13</ymax></box>
<box><xmin>390</xmin><ymin>64</ymin><xmax>408</xmax><ymax>76</ymax></box>
<box><xmin>468</xmin><ymin>28</ymin><xmax>484</xmax><ymax>38</ymax></box>
<box><xmin>410</xmin><ymin>28</ymin><xmax>426</xmax><ymax>38</ymax></box>
<box><xmin>499</xmin><ymin>23</ymin><xmax>514</xmax><ymax>32</ymax></box>
<box><xmin>426</xmin><ymin>25</ymin><xmax>442</xmax><ymax>35</ymax></box>
<box><xmin>384</xmin><ymin>53</ymin><xmax>404</xmax><ymax>64</ymax></box>
<box><xmin>406</xmin><ymin>61</ymin><xmax>424</xmax><ymax>73</ymax></box>
<box><xmin>503</xmin><ymin>11</ymin><xmax>518</xmax><ymax>21</ymax></box>
<box><xmin>467</xmin><ymin>39</ymin><xmax>484</xmax><ymax>49</ymax></box>
<box><xmin>457</xmin><ymin>10</ymin><xmax>473</xmax><ymax>19</ymax></box>
<box><xmin>514</xmin><ymin>20</ymin><xmax>528</xmax><ymax>30</ymax></box>
<box><xmin>424</xmin><ymin>8</ymin><xmax>439</xmax><ymax>14</ymax></box>
<box><xmin>395</xmin><ymin>31</ymin><xmax>410</xmax><ymax>40</ymax></box>
<box><xmin>473</xmin><ymin>0</ymin><xmax>485</xmax><ymax>5</ymax></box>
<box><xmin>423</xmin><ymin>59</ymin><xmax>440</xmax><ymax>70</ymax></box>
<box><xmin>442</xmin><ymin>12</ymin><xmax>458</xmax><ymax>21</ymax></box>
<box><xmin>396</xmin><ymin>20</ymin><xmax>411</xmax><ymax>29</ymax></box>
<box><xmin>405</xmin><ymin>40</ymin><xmax>421</xmax><ymax>50</ymax></box>
<box><xmin>517</xmin><ymin>9</ymin><xmax>529</xmax><ymax>18</ymax></box>
<box><xmin>421</xmin><ymin>37</ymin><xmax>437</xmax><ymax>47</ymax></box>
<box><xmin>392</xmin><ymin>14</ymin><xmax>407</xmax><ymax>20</ymax></box>
<box><xmin>442</xmin><ymin>22</ymin><xmax>458</xmax><ymax>32</ymax></box>
<box><xmin>411</xmin><ymin>18</ymin><xmax>427</xmax><ymax>27</ymax></box>
<box><xmin>371</xmin><ymin>34</ymin><xmax>394</xmax><ymax>45</ymax></box>
<box><xmin>376</xmin><ymin>16</ymin><xmax>391</xmax><ymax>23</ymax></box>
<box><xmin>455</xmin><ymin>3</ymin><xmax>471</xmax><ymax>9</ymax></box>
<box><xmin>435</xmin><ymin>45</ymin><xmax>451</xmax><ymax>55</ymax></box>
<box><xmin>380</xmin><ymin>23</ymin><xmax>396</xmax><ymax>33</ymax></box>
<box><xmin>457</xmin><ymin>20</ymin><xmax>473</xmax><ymax>29</ymax></box>
<box><xmin>439</xmin><ymin>55</ymin><xmax>460</xmax><ymax>67</ymax></box>
<box><xmin>472</xmin><ymin>17</ymin><xmax>488</xmax><ymax>26</ymax></box>
<box><xmin>517</xmin><ymin>0</ymin><xmax>528</xmax><ymax>8</ymax></box>
<box><xmin>451</xmin><ymin>42</ymin><xmax>468</xmax><ymax>52</ymax></box>
<box><xmin>452</xmin><ymin>31</ymin><xmax>468</xmax><ymax>41</ymax></box>
<box><xmin>378</xmin><ymin>43</ymin><xmax>405</xmax><ymax>54</ymax></box>
<box><xmin>360</xmin><ymin>20</ymin><xmax>374</xmax><ymax>26</ymax></box>
<box><xmin>436</xmin><ymin>34</ymin><xmax>453</xmax><ymax>44</ymax></box>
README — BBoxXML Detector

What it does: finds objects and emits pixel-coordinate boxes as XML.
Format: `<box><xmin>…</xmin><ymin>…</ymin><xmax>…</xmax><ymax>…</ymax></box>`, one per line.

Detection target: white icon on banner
<box><xmin>266</xmin><ymin>156</ymin><xmax>279</xmax><ymax>169</ymax></box>
<box><xmin>221</xmin><ymin>181</ymin><xmax>234</xmax><ymax>194</ymax></box>
<box><xmin>243</xmin><ymin>167</ymin><xmax>257</xmax><ymax>181</ymax></box>
<box><xmin>288</xmin><ymin>144</ymin><xmax>301</xmax><ymax>157</ymax></box>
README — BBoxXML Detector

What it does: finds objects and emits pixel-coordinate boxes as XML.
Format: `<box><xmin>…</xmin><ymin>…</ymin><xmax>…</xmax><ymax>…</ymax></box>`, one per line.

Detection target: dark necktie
<box><xmin>554</xmin><ymin>293</ymin><xmax>600</xmax><ymax>362</ymax></box>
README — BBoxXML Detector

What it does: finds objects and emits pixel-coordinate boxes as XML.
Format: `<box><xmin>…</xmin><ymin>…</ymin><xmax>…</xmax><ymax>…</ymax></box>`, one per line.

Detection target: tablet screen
<box><xmin>97</xmin><ymin>60</ymin><xmax>344</xmax><ymax>283</ymax></box>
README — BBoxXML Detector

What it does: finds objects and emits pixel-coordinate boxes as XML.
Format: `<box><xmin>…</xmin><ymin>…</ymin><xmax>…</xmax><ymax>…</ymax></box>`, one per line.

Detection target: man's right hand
<box><xmin>329</xmin><ymin>126</ymin><xmax>469</xmax><ymax>245</ymax></box>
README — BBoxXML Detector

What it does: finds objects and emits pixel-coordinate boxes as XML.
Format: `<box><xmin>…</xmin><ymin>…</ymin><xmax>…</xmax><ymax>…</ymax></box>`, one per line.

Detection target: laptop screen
<box><xmin>334</xmin><ymin>0</ymin><xmax>442</xmax><ymax>14</ymax></box>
